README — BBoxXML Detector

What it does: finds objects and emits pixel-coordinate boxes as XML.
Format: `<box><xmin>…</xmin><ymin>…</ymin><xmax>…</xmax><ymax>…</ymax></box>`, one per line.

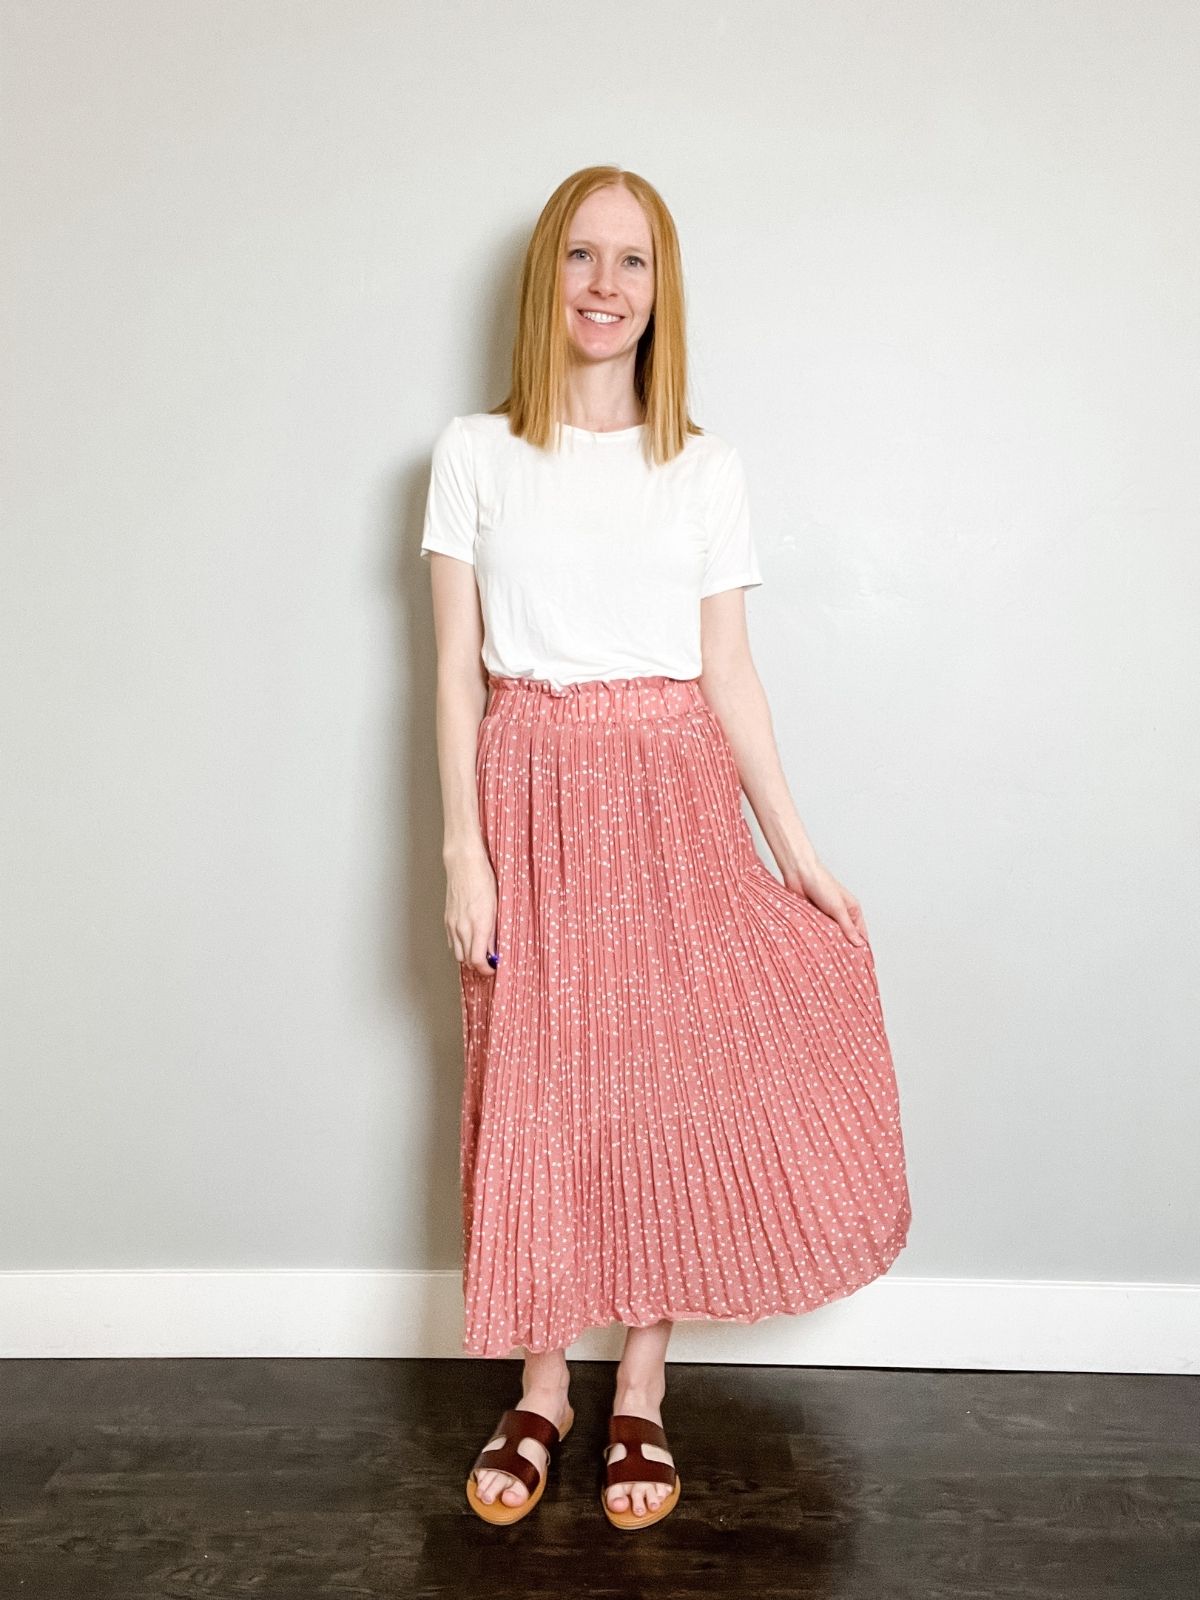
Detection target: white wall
<box><xmin>2</xmin><ymin>0</ymin><xmax>1197</xmax><ymax>1359</ymax></box>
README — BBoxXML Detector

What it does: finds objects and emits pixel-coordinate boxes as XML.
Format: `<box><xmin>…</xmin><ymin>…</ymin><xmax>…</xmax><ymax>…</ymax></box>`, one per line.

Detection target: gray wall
<box><xmin>2</xmin><ymin>2</ymin><xmax>1196</xmax><ymax>1315</ymax></box>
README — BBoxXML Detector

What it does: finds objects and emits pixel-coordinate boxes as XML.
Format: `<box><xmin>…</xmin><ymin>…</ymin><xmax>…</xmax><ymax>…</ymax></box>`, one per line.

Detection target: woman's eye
<box><xmin>567</xmin><ymin>249</ymin><xmax>647</xmax><ymax>267</ymax></box>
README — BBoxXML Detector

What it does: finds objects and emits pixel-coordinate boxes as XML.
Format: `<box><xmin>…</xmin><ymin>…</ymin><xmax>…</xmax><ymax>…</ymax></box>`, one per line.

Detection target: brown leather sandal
<box><xmin>465</xmin><ymin>1403</ymin><xmax>575</xmax><ymax>1525</ymax></box>
<box><xmin>600</xmin><ymin>1412</ymin><xmax>682</xmax><ymax>1530</ymax></box>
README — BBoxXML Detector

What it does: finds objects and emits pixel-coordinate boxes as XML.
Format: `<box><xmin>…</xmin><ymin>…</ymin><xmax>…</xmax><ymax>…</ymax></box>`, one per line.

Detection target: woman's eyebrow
<box><xmin>567</xmin><ymin>237</ymin><xmax>653</xmax><ymax>254</ymax></box>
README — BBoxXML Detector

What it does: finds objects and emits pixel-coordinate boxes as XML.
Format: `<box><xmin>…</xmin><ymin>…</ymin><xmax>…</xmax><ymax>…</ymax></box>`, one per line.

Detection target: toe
<box><xmin>476</xmin><ymin>1468</ymin><xmax>527</xmax><ymax>1506</ymax></box>
<box><xmin>499</xmin><ymin>1473</ymin><xmax>527</xmax><ymax>1505</ymax></box>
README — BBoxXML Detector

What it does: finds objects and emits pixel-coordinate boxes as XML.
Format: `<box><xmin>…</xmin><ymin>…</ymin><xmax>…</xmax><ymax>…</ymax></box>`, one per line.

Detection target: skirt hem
<box><xmin>461</xmin><ymin>1208</ymin><xmax>912</xmax><ymax>1358</ymax></box>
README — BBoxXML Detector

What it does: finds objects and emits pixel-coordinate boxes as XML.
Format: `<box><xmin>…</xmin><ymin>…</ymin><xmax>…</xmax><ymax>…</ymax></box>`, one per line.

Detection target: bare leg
<box><xmin>605</xmin><ymin>1318</ymin><xmax>675</xmax><ymax>1518</ymax></box>
<box><xmin>473</xmin><ymin>1347</ymin><xmax>571</xmax><ymax>1508</ymax></box>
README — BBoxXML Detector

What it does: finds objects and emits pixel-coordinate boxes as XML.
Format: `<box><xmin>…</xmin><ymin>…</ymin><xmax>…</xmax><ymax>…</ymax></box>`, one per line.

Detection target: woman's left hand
<box><xmin>781</xmin><ymin>857</ymin><xmax>868</xmax><ymax>947</ymax></box>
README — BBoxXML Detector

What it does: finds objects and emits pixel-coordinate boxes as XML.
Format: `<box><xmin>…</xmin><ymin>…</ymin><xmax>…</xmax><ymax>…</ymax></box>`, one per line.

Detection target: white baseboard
<box><xmin>1</xmin><ymin>1270</ymin><xmax>1196</xmax><ymax>1372</ymax></box>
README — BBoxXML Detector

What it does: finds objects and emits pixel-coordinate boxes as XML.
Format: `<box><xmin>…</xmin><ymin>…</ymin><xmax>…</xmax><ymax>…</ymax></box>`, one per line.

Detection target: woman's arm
<box><xmin>698</xmin><ymin>589</ymin><xmax>867</xmax><ymax>945</ymax></box>
<box><xmin>426</xmin><ymin>553</ymin><xmax>498</xmax><ymax>974</ymax></box>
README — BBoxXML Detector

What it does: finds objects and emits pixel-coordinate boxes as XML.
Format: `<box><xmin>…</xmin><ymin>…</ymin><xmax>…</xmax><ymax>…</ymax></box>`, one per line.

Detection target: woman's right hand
<box><xmin>444</xmin><ymin>843</ymin><xmax>499</xmax><ymax>976</ymax></box>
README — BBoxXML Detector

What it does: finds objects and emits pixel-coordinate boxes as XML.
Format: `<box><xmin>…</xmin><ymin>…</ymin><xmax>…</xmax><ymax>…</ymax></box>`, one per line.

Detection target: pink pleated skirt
<box><xmin>457</xmin><ymin>672</ymin><xmax>912</xmax><ymax>1357</ymax></box>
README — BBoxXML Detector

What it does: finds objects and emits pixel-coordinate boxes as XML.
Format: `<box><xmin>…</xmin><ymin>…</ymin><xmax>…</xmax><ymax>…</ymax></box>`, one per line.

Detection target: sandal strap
<box><xmin>605</xmin><ymin>1412</ymin><xmax>676</xmax><ymax>1488</ymax></box>
<box><xmin>472</xmin><ymin>1406</ymin><xmax>561</xmax><ymax>1494</ymax></box>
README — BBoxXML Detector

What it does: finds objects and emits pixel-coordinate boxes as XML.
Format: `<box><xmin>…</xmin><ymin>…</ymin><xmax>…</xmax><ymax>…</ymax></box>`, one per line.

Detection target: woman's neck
<box><xmin>561</xmin><ymin>375</ymin><xmax>644</xmax><ymax>433</ymax></box>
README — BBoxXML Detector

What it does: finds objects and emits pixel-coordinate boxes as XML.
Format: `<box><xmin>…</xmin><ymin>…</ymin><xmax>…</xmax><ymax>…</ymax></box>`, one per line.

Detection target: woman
<box><xmin>420</xmin><ymin>166</ymin><xmax>912</xmax><ymax>1531</ymax></box>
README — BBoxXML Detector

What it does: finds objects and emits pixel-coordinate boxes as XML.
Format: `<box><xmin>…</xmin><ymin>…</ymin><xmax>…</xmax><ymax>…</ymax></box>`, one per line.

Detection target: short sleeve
<box><xmin>700</xmin><ymin>444</ymin><xmax>764</xmax><ymax>598</ymax></box>
<box><xmin>419</xmin><ymin>416</ymin><xmax>478</xmax><ymax>565</ymax></box>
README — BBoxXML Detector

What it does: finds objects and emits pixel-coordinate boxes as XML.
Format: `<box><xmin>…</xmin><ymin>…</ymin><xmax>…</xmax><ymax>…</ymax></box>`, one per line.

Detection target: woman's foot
<box><xmin>472</xmin><ymin>1375</ymin><xmax>572</xmax><ymax>1509</ymax></box>
<box><xmin>604</xmin><ymin>1382</ymin><xmax>675</xmax><ymax>1519</ymax></box>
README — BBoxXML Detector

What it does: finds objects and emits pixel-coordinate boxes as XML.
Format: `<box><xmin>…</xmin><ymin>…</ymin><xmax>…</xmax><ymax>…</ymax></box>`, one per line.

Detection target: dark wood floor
<box><xmin>1</xmin><ymin>1357</ymin><xmax>1196</xmax><ymax>1597</ymax></box>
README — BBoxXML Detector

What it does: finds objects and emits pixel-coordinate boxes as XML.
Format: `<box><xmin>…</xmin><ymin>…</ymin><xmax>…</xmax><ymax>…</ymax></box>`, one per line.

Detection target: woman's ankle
<box><xmin>521</xmin><ymin>1350</ymin><xmax>570</xmax><ymax>1396</ymax></box>
<box><xmin>613</xmin><ymin>1371</ymin><xmax>666</xmax><ymax>1410</ymax></box>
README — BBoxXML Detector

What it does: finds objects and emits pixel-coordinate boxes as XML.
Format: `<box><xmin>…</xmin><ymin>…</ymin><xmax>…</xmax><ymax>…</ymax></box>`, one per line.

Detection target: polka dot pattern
<box><xmin>456</xmin><ymin>672</ymin><xmax>913</xmax><ymax>1358</ymax></box>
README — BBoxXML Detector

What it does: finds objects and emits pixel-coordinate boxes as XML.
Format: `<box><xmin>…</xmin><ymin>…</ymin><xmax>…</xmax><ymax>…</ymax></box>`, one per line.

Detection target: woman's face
<box><xmin>561</xmin><ymin>186</ymin><xmax>656</xmax><ymax>364</ymax></box>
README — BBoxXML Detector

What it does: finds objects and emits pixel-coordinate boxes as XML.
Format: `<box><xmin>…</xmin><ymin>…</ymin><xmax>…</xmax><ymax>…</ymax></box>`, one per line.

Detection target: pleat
<box><xmin>457</xmin><ymin>675</ymin><xmax>912</xmax><ymax>1357</ymax></box>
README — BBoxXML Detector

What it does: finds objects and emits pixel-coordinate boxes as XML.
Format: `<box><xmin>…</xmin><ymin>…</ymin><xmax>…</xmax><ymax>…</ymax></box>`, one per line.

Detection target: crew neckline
<box><xmin>558</xmin><ymin>420</ymin><xmax>646</xmax><ymax>442</ymax></box>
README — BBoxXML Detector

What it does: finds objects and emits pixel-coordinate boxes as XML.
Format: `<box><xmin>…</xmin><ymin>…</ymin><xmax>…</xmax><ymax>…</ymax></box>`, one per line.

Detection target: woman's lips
<box><xmin>577</xmin><ymin>308</ymin><xmax>623</xmax><ymax>326</ymax></box>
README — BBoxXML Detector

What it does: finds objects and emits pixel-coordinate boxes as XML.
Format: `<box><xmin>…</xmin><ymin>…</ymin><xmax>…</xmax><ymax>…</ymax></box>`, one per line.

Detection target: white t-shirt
<box><xmin>419</xmin><ymin>412</ymin><xmax>763</xmax><ymax>690</ymax></box>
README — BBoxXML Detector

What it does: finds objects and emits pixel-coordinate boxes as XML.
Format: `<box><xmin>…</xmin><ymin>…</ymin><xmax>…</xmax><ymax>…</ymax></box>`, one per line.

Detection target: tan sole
<box><xmin>465</xmin><ymin>1405</ymin><xmax>574</xmax><ymax>1525</ymax></box>
<box><xmin>601</xmin><ymin>1472</ymin><xmax>682</xmax><ymax>1530</ymax></box>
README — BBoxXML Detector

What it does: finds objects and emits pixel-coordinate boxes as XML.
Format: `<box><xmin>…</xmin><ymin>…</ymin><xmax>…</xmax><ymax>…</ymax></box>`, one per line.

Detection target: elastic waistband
<box><xmin>485</xmin><ymin>673</ymin><xmax>706</xmax><ymax>724</ymax></box>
